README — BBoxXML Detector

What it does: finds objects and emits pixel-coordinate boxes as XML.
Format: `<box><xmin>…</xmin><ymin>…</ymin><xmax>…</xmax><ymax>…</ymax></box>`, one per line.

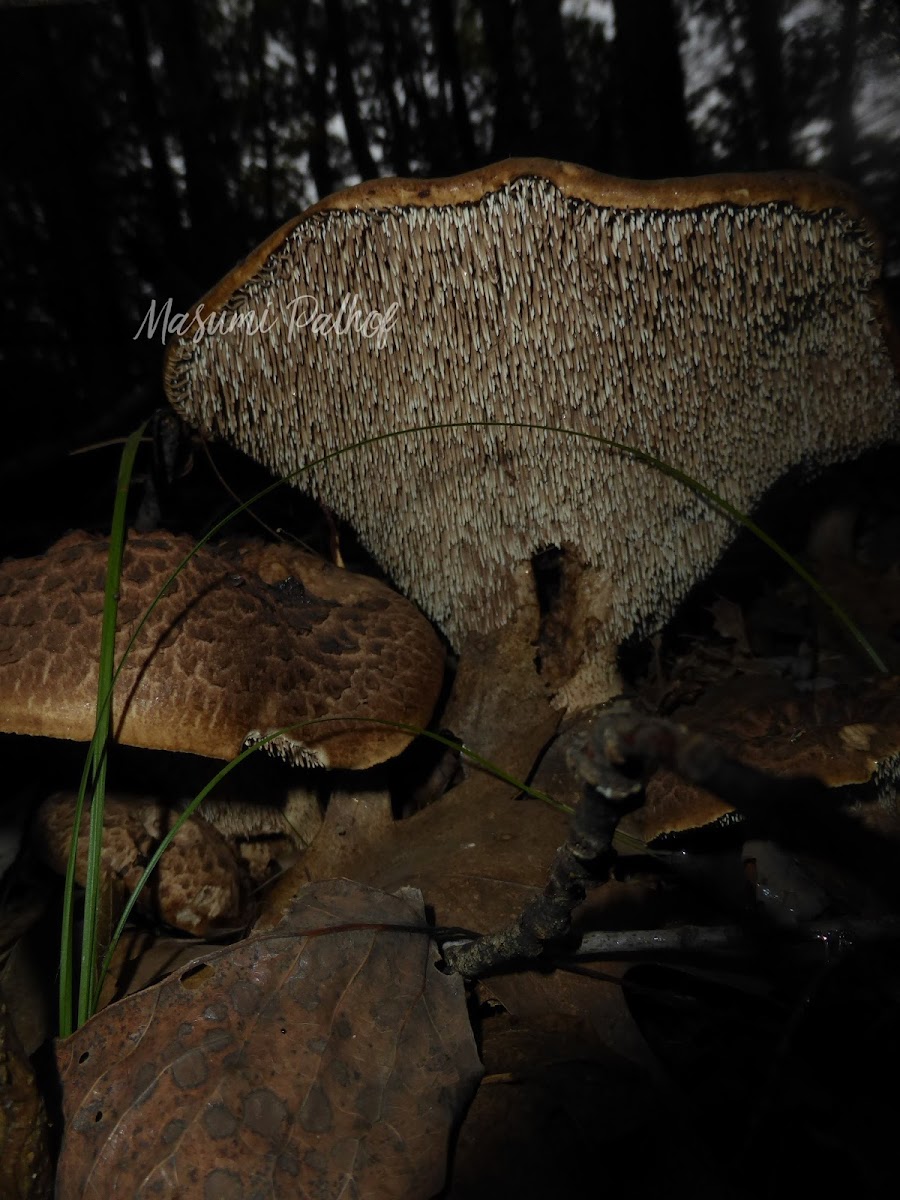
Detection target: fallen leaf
<box><xmin>709</xmin><ymin>596</ymin><xmax>752</xmax><ymax>657</ymax></box>
<box><xmin>804</xmin><ymin>556</ymin><xmax>900</xmax><ymax>673</ymax></box>
<box><xmin>260</xmin><ymin>637</ymin><xmax>655</xmax><ymax>1075</ymax></box>
<box><xmin>268</xmin><ymin>775</ymin><xmax>658</xmax><ymax>1073</ymax></box>
<box><xmin>1</xmin><ymin>897</ymin><xmax>64</xmax><ymax>1056</ymax></box>
<box><xmin>276</xmin><ymin>788</ymin><xmax>395</xmax><ymax>886</ymax></box>
<box><xmin>441</xmin><ymin>587</ymin><xmax>561</xmax><ymax>800</ymax></box>
<box><xmin>0</xmin><ymin>994</ymin><xmax>51</xmax><ymax>1200</ymax></box>
<box><xmin>95</xmin><ymin>930</ymin><xmax>224</xmax><ymax>1011</ymax></box>
<box><xmin>56</xmin><ymin>879</ymin><xmax>481</xmax><ymax>1199</ymax></box>
<box><xmin>449</xmin><ymin>1013</ymin><xmax>685</xmax><ymax>1197</ymax></box>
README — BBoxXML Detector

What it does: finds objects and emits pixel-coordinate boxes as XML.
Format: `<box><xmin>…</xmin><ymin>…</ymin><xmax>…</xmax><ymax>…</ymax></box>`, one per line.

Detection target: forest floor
<box><xmin>2</xmin><ymin>436</ymin><xmax>900</xmax><ymax>1198</ymax></box>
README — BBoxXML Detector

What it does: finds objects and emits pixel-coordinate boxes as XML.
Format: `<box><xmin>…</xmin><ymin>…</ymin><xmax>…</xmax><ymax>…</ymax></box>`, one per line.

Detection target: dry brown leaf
<box><xmin>0</xmin><ymin>888</ymin><xmax>48</xmax><ymax>961</ymax></box>
<box><xmin>449</xmin><ymin>1013</ymin><xmax>671</xmax><ymax>1197</ymax></box>
<box><xmin>266</xmin><ymin>780</ymin><xmax>569</xmax><ymax>933</ymax></box>
<box><xmin>267</xmin><ymin>772</ymin><xmax>657</xmax><ymax>1072</ymax></box>
<box><xmin>805</xmin><ymin>557</ymin><xmax>900</xmax><ymax>673</ymax></box>
<box><xmin>260</xmin><ymin>612</ymin><xmax>564</xmax><ymax>935</ymax></box>
<box><xmin>708</xmin><ymin>596</ymin><xmax>752</xmax><ymax>657</ymax></box>
<box><xmin>95</xmin><ymin>930</ymin><xmax>225</xmax><ymax>1011</ymax></box>
<box><xmin>55</xmin><ymin>878</ymin><xmax>481</xmax><ymax>1199</ymax></box>
<box><xmin>261</xmin><ymin>630</ymin><xmax>655</xmax><ymax>1072</ymax></box>
<box><xmin>441</xmin><ymin>585</ymin><xmax>561</xmax><ymax>800</ymax></box>
<box><xmin>0</xmin><ymin>994</ymin><xmax>51</xmax><ymax>1200</ymax></box>
<box><xmin>1</xmin><ymin>895</ymin><xmax>68</xmax><ymax>1057</ymax></box>
<box><xmin>279</xmin><ymin>788</ymin><xmax>395</xmax><ymax>885</ymax></box>
<box><xmin>473</xmin><ymin>723</ymin><xmax>662</xmax><ymax>1072</ymax></box>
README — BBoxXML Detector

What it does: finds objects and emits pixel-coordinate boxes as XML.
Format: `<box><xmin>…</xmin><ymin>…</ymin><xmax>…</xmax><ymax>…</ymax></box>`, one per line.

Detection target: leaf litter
<box><xmin>44</xmin><ymin>499</ymin><xmax>900</xmax><ymax>1194</ymax></box>
<box><xmin>55</xmin><ymin>878</ymin><xmax>481</xmax><ymax>1199</ymax></box>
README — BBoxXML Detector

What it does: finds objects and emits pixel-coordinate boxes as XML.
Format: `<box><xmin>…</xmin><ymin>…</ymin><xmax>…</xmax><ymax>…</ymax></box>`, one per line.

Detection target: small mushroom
<box><xmin>164</xmin><ymin>158</ymin><xmax>900</xmax><ymax>709</ymax></box>
<box><xmin>34</xmin><ymin>792</ymin><xmax>244</xmax><ymax>936</ymax></box>
<box><xmin>0</xmin><ymin>530</ymin><xmax>444</xmax><ymax>769</ymax></box>
<box><xmin>625</xmin><ymin>675</ymin><xmax>900</xmax><ymax>846</ymax></box>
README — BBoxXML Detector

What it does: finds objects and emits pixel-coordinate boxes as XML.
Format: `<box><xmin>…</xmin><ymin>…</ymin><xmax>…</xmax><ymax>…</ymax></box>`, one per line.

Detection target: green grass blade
<box><xmin>57</xmin><ymin>423</ymin><xmax>146</xmax><ymax>1036</ymax></box>
<box><xmin>101</xmin><ymin>421</ymin><xmax>887</xmax><ymax>733</ymax></box>
<box><xmin>81</xmin><ymin>420</ymin><xmax>147</xmax><ymax>1022</ymax></box>
<box><xmin>58</xmin><ymin>750</ymin><xmax>96</xmax><ymax>1038</ymax></box>
<box><xmin>237</xmin><ymin>420</ymin><xmax>888</xmax><ymax>673</ymax></box>
<box><xmin>93</xmin><ymin>716</ymin><xmax>561</xmax><ymax>998</ymax></box>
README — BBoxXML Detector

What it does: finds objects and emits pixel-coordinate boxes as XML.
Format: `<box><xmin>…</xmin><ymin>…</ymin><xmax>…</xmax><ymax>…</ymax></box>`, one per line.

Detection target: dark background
<box><xmin>1</xmin><ymin>0</ymin><xmax>898</xmax><ymax>555</ymax></box>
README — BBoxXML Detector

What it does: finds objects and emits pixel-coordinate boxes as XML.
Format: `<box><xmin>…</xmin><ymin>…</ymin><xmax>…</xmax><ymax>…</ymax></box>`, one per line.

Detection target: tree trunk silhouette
<box><xmin>2</xmin><ymin>16</ymin><xmax>144</xmax><ymax>443</ymax></box>
<box><xmin>521</xmin><ymin>0</ymin><xmax>578</xmax><ymax>161</ymax></box>
<box><xmin>151</xmin><ymin>0</ymin><xmax>242</xmax><ymax>282</ymax></box>
<box><xmin>251</xmin><ymin>0</ymin><xmax>276</xmax><ymax>229</ymax></box>
<box><xmin>392</xmin><ymin>0</ymin><xmax>444</xmax><ymax>172</ymax></box>
<box><xmin>291</xmin><ymin>2</ymin><xmax>335</xmax><ymax>199</ymax></box>
<box><xmin>830</xmin><ymin>0</ymin><xmax>860</xmax><ymax>178</ymax></box>
<box><xmin>716</xmin><ymin>3</ymin><xmax>760</xmax><ymax>168</ymax></box>
<box><xmin>431</xmin><ymin>0</ymin><xmax>477</xmax><ymax>166</ymax></box>
<box><xmin>478</xmin><ymin>0</ymin><xmax>529</xmax><ymax>157</ymax></box>
<box><xmin>376</xmin><ymin>0</ymin><xmax>412</xmax><ymax>175</ymax></box>
<box><xmin>325</xmin><ymin>0</ymin><xmax>378</xmax><ymax>179</ymax></box>
<box><xmin>118</xmin><ymin>0</ymin><xmax>185</xmax><ymax>280</ymax></box>
<box><xmin>741</xmin><ymin>0</ymin><xmax>791</xmax><ymax>166</ymax></box>
<box><xmin>612</xmin><ymin>0</ymin><xmax>692</xmax><ymax>175</ymax></box>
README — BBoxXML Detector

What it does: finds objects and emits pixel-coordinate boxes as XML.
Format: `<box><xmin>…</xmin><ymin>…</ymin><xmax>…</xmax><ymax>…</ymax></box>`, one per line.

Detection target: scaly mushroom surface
<box><xmin>627</xmin><ymin>675</ymin><xmax>900</xmax><ymax>846</ymax></box>
<box><xmin>164</xmin><ymin>158</ymin><xmax>900</xmax><ymax>708</ymax></box>
<box><xmin>0</xmin><ymin>530</ymin><xmax>444</xmax><ymax>768</ymax></box>
<box><xmin>34</xmin><ymin>792</ymin><xmax>245</xmax><ymax>936</ymax></box>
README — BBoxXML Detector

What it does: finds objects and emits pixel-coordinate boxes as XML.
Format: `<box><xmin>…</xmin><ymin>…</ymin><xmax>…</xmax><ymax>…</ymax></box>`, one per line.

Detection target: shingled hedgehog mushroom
<box><xmin>0</xmin><ymin>531</ymin><xmax>444</xmax><ymax>931</ymax></box>
<box><xmin>33</xmin><ymin>791</ymin><xmax>246</xmax><ymax>936</ymax></box>
<box><xmin>164</xmin><ymin>158</ymin><xmax>900</xmax><ymax>708</ymax></box>
<box><xmin>0</xmin><ymin>530</ymin><xmax>444</xmax><ymax>768</ymax></box>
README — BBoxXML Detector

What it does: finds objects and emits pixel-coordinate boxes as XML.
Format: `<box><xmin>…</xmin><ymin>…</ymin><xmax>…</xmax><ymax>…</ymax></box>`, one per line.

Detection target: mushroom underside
<box><xmin>164</xmin><ymin>165</ymin><xmax>899</xmax><ymax>712</ymax></box>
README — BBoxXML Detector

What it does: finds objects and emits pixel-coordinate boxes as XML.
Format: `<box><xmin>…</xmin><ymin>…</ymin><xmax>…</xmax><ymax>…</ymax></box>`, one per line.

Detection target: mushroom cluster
<box><xmin>0</xmin><ymin>531</ymin><xmax>445</xmax><ymax>929</ymax></box>
<box><xmin>165</xmin><ymin>159</ymin><xmax>900</xmax><ymax>706</ymax></box>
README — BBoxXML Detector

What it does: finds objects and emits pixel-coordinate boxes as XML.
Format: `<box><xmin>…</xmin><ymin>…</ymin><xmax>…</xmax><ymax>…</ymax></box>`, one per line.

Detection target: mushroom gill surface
<box><xmin>0</xmin><ymin>531</ymin><xmax>445</xmax><ymax>769</ymax></box>
<box><xmin>164</xmin><ymin>159</ymin><xmax>900</xmax><ymax>702</ymax></box>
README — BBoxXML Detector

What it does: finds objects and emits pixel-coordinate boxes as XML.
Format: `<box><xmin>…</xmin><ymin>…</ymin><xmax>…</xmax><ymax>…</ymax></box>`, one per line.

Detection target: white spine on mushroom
<box><xmin>170</xmin><ymin>178</ymin><xmax>900</xmax><ymax>695</ymax></box>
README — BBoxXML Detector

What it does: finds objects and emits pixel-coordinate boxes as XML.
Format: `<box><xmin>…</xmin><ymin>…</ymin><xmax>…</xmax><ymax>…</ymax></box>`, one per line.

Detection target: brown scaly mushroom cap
<box><xmin>163</xmin><ymin>158</ymin><xmax>900</xmax><ymax>707</ymax></box>
<box><xmin>0</xmin><ymin>531</ymin><xmax>444</xmax><ymax>769</ymax></box>
<box><xmin>626</xmin><ymin>675</ymin><xmax>900</xmax><ymax>846</ymax></box>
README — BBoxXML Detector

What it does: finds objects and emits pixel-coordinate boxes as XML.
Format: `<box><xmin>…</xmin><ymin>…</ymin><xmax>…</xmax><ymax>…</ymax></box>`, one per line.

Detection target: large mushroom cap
<box><xmin>164</xmin><ymin>158</ymin><xmax>900</xmax><ymax>704</ymax></box>
<box><xmin>0</xmin><ymin>531</ymin><xmax>444</xmax><ymax>769</ymax></box>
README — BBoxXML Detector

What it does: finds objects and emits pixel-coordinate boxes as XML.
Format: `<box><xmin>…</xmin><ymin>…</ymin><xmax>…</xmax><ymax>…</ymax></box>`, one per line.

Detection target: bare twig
<box><xmin>442</xmin><ymin>712</ymin><xmax>648</xmax><ymax>977</ymax></box>
<box><xmin>444</xmin><ymin>702</ymin><xmax>900</xmax><ymax>978</ymax></box>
